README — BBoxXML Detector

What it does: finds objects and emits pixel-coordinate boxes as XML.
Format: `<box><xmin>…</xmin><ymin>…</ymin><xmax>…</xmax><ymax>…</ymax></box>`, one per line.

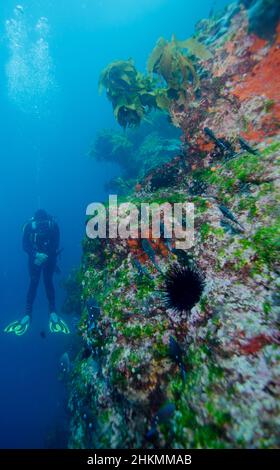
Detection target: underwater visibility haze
<box><xmin>0</xmin><ymin>0</ymin><xmax>279</xmax><ymax>450</ymax></box>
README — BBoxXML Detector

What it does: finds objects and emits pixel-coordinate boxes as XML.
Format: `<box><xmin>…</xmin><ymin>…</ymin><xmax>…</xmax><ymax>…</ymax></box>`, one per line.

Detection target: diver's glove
<box><xmin>34</xmin><ymin>252</ymin><xmax>48</xmax><ymax>266</ymax></box>
<box><xmin>49</xmin><ymin>312</ymin><xmax>70</xmax><ymax>334</ymax></box>
<box><xmin>4</xmin><ymin>314</ymin><xmax>31</xmax><ymax>336</ymax></box>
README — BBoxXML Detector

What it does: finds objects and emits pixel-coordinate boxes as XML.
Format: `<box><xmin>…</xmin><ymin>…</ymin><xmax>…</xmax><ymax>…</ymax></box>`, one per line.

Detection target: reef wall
<box><xmin>68</xmin><ymin>1</ymin><xmax>280</xmax><ymax>449</ymax></box>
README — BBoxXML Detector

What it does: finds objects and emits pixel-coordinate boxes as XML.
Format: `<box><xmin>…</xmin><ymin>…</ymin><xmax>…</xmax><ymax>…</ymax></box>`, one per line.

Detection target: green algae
<box><xmin>237</xmin><ymin>196</ymin><xmax>258</xmax><ymax>218</ymax></box>
<box><xmin>192</xmin><ymin>196</ymin><xmax>208</xmax><ymax>213</ymax></box>
<box><xmin>121</xmin><ymin>321</ymin><xmax>166</xmax><ymax>340</ymax></box>
<box><xmin>110</xmin><ymin>347</ymin><xmax>124</xmax><ymax>367</ymax></box>
<box><xmin>167</xmin><ymin>345</ymin><xmax>230</xmax><ymax>448</ymax></box>
<box><xmin>191</xmin><ymin>143</ymin><xmax>280</xmax><ymax>201</ymax></box>
<box><xmin>263</xmin><ymin>300</ymin><xmax>272</xmax><ymax>317</ymax></box>
<box><xmin>199</xmin><ymin>295</ymin><xmax>208</xmax><ymax>312</ymax></box>
<box><xmin>199</xmin><ymin>222</ymin><xmax>225</xmax><ymax>242</ymax></box>
<box><xmin>261</xmin><ymin>141</ymin><xmax>280</xmax><ymax>156</ymax></box>
<box><xmin>199</xmin><ymin>222</ymin><xmax>212</xmax><ymax>241</ymax></box>
<box><xmin>253</xmin><ymin>223</ymin><xmax>280</xmax><ymax>266</ymax></box>
<box><xmin>227</xmin><ymin>154</ymin><xmax>262</xmax><ymax>182</ymax></box>
<box><xmin>263</xmin><ymin>99</ymin><xmax>275</xmax><ymax>113</ymax></box>
<box><xmin>135</xmin><ymin>277</ymin><xmax>156</xmax><ymax>300</ymax></box>
<box><xmin>153</xmin><ymin>338</ymin><xmax>169</xmax><ymax>359</ymax></box>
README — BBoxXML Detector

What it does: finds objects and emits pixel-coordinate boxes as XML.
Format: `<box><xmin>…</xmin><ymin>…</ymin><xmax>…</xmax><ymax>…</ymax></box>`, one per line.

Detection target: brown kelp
<box><xmin>98</xmin><ymin>59</ymin><xmax>157</xmax><ymax>127</ymax></box>
<box><xmin>147</xmin><ymin>36</ymin><xmax>200</xmax><ymax>109</ymax></box>
<box><xmin>99</xmin><ymin>36</ymin><xmax>201</xmax><ymax>127</ymax></box>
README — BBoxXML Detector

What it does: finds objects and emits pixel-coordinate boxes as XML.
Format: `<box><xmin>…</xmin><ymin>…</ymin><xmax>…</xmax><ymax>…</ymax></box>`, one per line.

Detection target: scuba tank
<box><xmin>28</xmin><ymin>216</ymin><xmax>55</xmax><ymax>253</ymax></box>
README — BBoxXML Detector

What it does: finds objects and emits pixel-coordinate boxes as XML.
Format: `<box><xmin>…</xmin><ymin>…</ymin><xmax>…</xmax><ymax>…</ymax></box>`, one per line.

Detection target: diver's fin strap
<box><xmin>49</xmin><ymin>316</ymin><xmax>70</xmax><ymax>334</ymax></box>
<box><xmin>4</xmin><ymin>321</ymin><xmax>19</xmax><ymax>333</ymax></box>
<box><xmin>4</xmin><ymin>319</ymin><xmax>30</xmax><ymax>336</ymax></box>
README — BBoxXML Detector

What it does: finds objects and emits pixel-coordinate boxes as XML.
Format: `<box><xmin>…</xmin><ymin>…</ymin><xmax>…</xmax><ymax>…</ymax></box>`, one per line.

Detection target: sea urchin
<box><xmin>164</xmin><ymin>264</ymin><xmax>204</xmax><ymax>313</ymax></box>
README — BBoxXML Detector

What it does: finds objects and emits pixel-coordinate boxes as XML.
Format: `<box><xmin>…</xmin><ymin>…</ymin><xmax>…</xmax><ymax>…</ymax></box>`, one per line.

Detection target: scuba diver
<box><xmin>4</xmin><ymin>209</ymin><xmax>70</xmax><ymax>336</ymax></box>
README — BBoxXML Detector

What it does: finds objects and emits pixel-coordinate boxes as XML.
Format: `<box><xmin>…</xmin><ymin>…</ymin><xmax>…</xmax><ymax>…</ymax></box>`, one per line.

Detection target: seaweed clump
<box><xmin>98</xmin><ymin>60</ymin><xmax>156</xmax><ymax>128</ymax></box>
<box><xmin>164</xmin><ymin>265</ymin><xmax>205</xmax><ymax>313</ymax></box>
<box><xmin>147</xmin><ymin>36</ymin><xmax>200</xmax><ymax>110</ymax></box>
<box><xmin>89</xmin><ymin>129</ymin><xmax>138</xmax><ymax>178</ymax></box>
<box><xmin>99</xmin><ymin>37</ymin><xmax>200</xmax><ymax>127</ymax></box>
<box><xmin>89</xmin><ymin>113</ymin><xmax>181</xmax><ymax>191</ymax></box>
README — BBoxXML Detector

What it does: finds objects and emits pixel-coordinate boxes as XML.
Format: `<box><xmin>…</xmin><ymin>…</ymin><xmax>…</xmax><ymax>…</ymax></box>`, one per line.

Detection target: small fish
<box><xmin>141</xmin><ymin>239</ymin><xmax>163</xmax><ymax>274</ymax></box>
<box><xmin>87</xmin><ymin>298</ymin><xmax>101</xmax><ymax>319</ymax></box>
<box><xmin>159</xmin><ymin>221</ymin><xmax>173</xmax><ymax>252</ymax></box>
<box><xmin>169</xmin><ymin>336</ymin><xmax>187</xmax><ymax>382</ymax></box>
<box><xmin>81</xmin><ymin>405</ymin><xmax>96</xmax><ymax>430</ymax></box>
<box><xmin>59</xmin><ymin>352</ymin><xmax>71</xmax><ymax>375</ymax></box>
<box><xmin>220</xmin><ymin>220</ymin><xmax>242</xmax><ymax>235</ymax></box>
<box><xmin>219</xmin><ymin>204</ymin><xmax>245</xmax><ymax>231</ymax></box>
<box><xmin>82</xmin><ymin>347</ymin><xmax>93</xmax><ymax>360</ymax></box>
<box><xmin>132</xmin><ymin>257</ymin><xmax>153</xmax><ymax>280</ymax></box>
<box><xmin>239</xmin><ymin>137</ymin><xmax>258</xmax><ymax>155</ymax></box>
<box><xmin>164</xmin><ymin>239</ymin><xmax>173</xmax><ymax>253</ymax></box>
<box><xmin>141</xmin><ymin>239</ymin><xmax>156</xmax><ymax>263</ymax></box>
<box><xmin>86</xmin><ymin>298</ymin><xmax>101</xmax><ymax>332</ymax></box>
<box><xmin>40</xmin><ymin>330</ymin><xmax>46</xmax><ymax>339</ymax></box>
<box><xmin>238</xmin><ymin>181</ymin><xmax>252</xmax><ymax>194</ymax></box>
<box><xmin>15</xmin><ymin>5</ymin><xmax>24</xmax><ymax>15</ymax></box>
<box><xmin>179</xmin><ymin>153</ymin><xmax>188</xmax><ymax>170</ymax></box>
<box><xmin>146</xmin><ymin>403</ymin><xmax>176</xmax><ymax>439</ymax></box>
<box><xmin>55</xmin><ymin>265</ymin><xmax>61</xmax><ymax>275</ymax></box>
<box><xmin>56</xmin><ymin>248</ymin><xmax>64</xmax><ymax>257</ymax></box>
<box><xmin>154</xmin><ymin>403</ymin><xmax>176</xmax><ymax>426</ymax></box>
<box><xmin>204</xmin><ymin>127</ymin><xmax>234</xmax><ymax>155</ymax></box>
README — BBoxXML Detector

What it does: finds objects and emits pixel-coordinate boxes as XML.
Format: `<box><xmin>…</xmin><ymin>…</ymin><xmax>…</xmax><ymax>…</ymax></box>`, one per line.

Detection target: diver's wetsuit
<box><xmin>23</xmin><ymin>217</ymin><xmax>60</xmax><ymax>316</ymax></box>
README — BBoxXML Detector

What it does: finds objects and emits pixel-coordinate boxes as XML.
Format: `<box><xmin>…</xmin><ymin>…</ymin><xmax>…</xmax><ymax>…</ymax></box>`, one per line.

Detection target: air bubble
<box><xmin>5</xmin><ymin>7</ymin><xmax>55</xmax><ymax>113</ymax></box>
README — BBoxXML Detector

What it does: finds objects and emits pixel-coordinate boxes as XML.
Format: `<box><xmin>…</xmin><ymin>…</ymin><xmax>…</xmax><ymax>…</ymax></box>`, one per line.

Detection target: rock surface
<box><xmin>68</xmin><ymin>2</ymin><xmax>280</xmax><ymax>449</ymax></box>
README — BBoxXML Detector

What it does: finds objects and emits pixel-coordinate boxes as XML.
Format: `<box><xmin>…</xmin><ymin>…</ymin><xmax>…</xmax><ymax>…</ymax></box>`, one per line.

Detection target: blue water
<box><xmin>0</xmin><ymin>0</ymin><xmax>230</xmax><ymax>449</ymax></box>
